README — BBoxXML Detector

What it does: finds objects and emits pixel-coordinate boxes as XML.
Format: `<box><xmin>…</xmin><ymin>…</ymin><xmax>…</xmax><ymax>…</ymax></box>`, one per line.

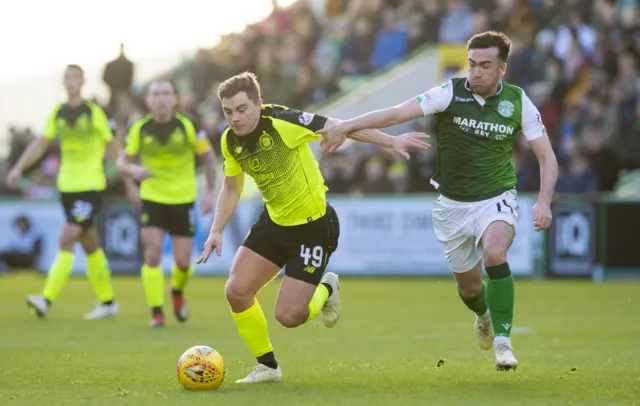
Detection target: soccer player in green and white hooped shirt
<box><xmin>318</xmin><ymin>31</ymin><xmax>558</xmax><ymax>371</ymax></box>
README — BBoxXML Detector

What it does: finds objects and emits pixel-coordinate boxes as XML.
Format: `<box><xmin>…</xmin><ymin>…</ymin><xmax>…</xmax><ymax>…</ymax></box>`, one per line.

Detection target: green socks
<box><xmin>486</xmin><ymin>263</ymin><xmax>514</xmax><ymax>337</ymax></box>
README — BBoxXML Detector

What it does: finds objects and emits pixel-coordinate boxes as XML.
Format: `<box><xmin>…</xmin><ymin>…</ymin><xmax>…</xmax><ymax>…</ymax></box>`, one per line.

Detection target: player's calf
<box><xmin>453</xmin><ymin>262</ymin><xmax>492</xmax><ymax>349</ymax></box>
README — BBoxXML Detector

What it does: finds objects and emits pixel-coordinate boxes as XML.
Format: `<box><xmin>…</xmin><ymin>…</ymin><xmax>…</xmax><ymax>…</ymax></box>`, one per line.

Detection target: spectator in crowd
<box><xmin>370</xmin><ymin>8</ymin><xmax>408</xmax><ymax>71</ymax></box>
<box><xmin>439</xmin><ymin>0</ymin><xmax>474</xmax><ymax>44</ymax></box>
<box><xmin>103</xmin><ymin>43</ymin><xmax>135</xmax><ymax>114</ymax></box>
<box><xmin>0</xmin><ymin>215</ymin><xmax>41</xmax><ymax>273</ymax></box>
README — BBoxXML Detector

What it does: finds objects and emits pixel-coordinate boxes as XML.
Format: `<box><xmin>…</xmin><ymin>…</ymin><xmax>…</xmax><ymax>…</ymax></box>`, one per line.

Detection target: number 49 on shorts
<box><xmin>300</xmin><ymin>244</ymin><xmax>324</xmax><ymax>270</ymax></box>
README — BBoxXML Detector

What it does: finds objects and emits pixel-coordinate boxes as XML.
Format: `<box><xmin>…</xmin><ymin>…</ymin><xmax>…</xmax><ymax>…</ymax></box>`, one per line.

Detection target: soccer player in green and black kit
<box><xmin>319</xmin><ymin>32</ymin><xmax>559</xmax><ymax>370</ymax></box>
<box><xmin>6</xmin><ymin>64</ymin><xmax>119</xmax><ymax>320</ymax></box>
<box><xmin>118</xmin><ymin>80</ymin><xmax>217</xmax><ymax>327</ymax></box>
<box><xmin>197</xmin><ymin>72</ymin><xmax>429</xmax><ymax>384</ymax></box>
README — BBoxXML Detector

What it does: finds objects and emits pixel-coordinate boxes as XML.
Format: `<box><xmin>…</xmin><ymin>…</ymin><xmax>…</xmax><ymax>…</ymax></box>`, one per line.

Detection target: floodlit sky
<box><xmin>0</xmin><ymin>0</ymin><xmax>297</xmax><ymax>150</ymax></box>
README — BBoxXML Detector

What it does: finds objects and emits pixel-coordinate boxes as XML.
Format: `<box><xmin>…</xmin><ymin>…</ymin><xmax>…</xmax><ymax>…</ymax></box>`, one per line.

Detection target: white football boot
<box><xmin>26</xmin><ymin>295</ymin><xmax>49</xmax><ymax>319</ymax></box>
<box><xmin>235</xmin><ymin>364</ymin><xmax>283</xmax><ymax>384</ymax></box>
<box><xmin>494</xmin><ymin>336</ymin><xmax>519</xmax><ymax>371</ymax></box>
<box><xmin>475</xmin><ymin>311</ymin><xmax>494</xmax><ymax>350</ymax></box>
<box><xmin>84</xmin><ymin>302</ymin><xmax>119</xmax><ymax>320</ymax></box>
<box><xmin>320</xmin><ymin>272</ymin><xmax>341</xmax><ymax>328</ymax></box>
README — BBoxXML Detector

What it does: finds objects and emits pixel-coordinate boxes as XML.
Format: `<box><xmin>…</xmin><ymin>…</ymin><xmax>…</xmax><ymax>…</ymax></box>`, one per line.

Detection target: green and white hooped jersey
<box><xmin>416</xmin><ymin>77</ymin><xmax>546</xmax><ymax>202</ymax></box>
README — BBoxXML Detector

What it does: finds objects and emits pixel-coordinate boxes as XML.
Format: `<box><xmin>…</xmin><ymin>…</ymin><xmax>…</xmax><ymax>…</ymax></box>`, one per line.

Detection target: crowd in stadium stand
<box><xmin>4</xmin><ymin>0</ymin><xmax>640</xmax><ymax>199</ymax></box>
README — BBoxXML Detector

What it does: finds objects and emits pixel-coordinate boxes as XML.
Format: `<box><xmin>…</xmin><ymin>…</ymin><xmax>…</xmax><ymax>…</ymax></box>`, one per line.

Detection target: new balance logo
<box><xmin>303</xmin><ymin>266</ymin><xmax>317</xmax><ymax>274</ymax></box>
<box><xmin>455</xmin><ymin>96</ymin><xmax>474</xmax><ymax>102</ymax></box>
<box><xmin>502</xmin><ymin>323</ymin><xmax>511</xmax><ymax>331</ymax></box>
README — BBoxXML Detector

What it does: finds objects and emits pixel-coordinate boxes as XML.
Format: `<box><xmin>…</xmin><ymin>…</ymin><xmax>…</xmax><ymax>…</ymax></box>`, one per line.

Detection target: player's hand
<box><xmin>316</xmin><ymin>123</ymin><xmax>349</xmax><ymax>153</ymax></box>
<box><xmin>200</xmin><ymin>194</ymin><xmax>213</xmax><ymax>215</ymax></box>
<box><xmin>197</xmin><ymin>231</ymin><xmax>223</xmax><ymax>264</ymax></box>
<box><xmin>391</xmin><ymin>132</ymin><xmax>431</xmax><ymax>160</ymax></box>
<box><xmin>6</xmin><ymin>167</ymin><xmax>22</xmax><ymax>189</ymax></box>
<box><xmin>129</xmin><ymin>165</ymin><xmax>152</xmax><ymax>182</ymax></box>
<box><xmin>125</xmin><ymin>186</ymin><xmax>142</xmax><ymax>208</ymax></box>
<box><xmin>532</xmin><ymin>202</ymin><xmax>552</xmax><ymax>231</ymax></box>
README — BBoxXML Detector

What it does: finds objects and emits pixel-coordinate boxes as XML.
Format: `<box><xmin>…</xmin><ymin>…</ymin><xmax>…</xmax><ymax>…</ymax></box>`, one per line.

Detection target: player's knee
<box><xmin>224</xmin><ymin>281</ymin><xmax>253</xmax><ymax>310</ymax></box>
<box><xmin>144</xmin><ymin>249</ymin><xmax>162</xmax><ymax>268</ymax></box>
<box><xmin>79</xmin><ymin>235</ymin><xmax>100</xmax><ymax>254</ymax></box>
<box><xmin>458</xmin><ymin>282</ymin><xmax>483</xmax><ymax>300</ymax></box>
<box><xmin>483</xmin><ymin>245</ymin><xmax>507</xmax><ymax>267</ymax></box>
<box><xmin>174</xmin><ymin>258</ymin><xmax>191</xmax><ymax>272</ymax></box>
<box><xmin>58</xmin><ymin>228</ymin><xmax>79</xmax><ymax>251</ymax></box>
<box><xmin>274</xmin><ymin>307</ymin><xmax>306</xmax><ymax>328</ymax></box>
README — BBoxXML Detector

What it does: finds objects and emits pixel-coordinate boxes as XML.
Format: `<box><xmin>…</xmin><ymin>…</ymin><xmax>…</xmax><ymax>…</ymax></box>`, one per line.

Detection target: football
<box><xmin>177</xmin><ymin>345</ymin><xmax>225</xmax><ymax>390</ymax></box>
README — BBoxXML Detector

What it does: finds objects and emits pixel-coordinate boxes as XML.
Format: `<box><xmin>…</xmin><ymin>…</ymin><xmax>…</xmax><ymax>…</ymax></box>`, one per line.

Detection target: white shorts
<box><xmin>432</xmin><ymin>190</ymin><xmax>519</xmax><ymax>273</ymax></box>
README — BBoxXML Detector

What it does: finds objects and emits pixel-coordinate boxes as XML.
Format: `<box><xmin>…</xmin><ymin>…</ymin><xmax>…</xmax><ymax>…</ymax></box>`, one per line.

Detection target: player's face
<box><xmin>221</xmin><ymin>91</ymin><xmax>262</xmax><ymax>136</ymax></box>
<box><xmin>467</xmin><ymin>47</ymin><xmax>506</xmax><ymax>96</ymax></box>
<box><xmin>147</xmin><ymin>81</ymin><xmax>176</xmax><ymax>117</ymax></box>
<box><xmin>64</xmin><ymin>67</ymin><xmax>84</xmax><ymax>95</ymax></box>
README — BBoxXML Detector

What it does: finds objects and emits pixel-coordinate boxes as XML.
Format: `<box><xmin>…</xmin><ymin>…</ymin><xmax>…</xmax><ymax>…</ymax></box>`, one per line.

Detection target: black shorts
<box><xmin>60</xmin><ymin>191</ymin><xmax>104</xmax><ymax>229</ymax></box>
<box><xmin>243</xmin><ymin>203</ymin><xmax>340</xmax><ymax>285</ymax></box>
<box><xmin>141</xmin><ymin>200</ymin><xmax>195</xmax><ymax>237</ymax></box>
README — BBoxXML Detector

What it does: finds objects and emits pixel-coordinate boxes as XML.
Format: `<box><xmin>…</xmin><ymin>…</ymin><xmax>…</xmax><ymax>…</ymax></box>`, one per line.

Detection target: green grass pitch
<box><xmin>1</xmin><ymin>274</ymin><xmax>639</xmax><ymax>405</ymax></box>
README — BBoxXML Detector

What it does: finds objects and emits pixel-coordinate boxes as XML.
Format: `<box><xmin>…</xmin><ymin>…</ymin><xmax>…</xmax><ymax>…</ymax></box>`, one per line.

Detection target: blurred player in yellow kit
<box><xmin>7</xmin><ymin>64</ymin><xmax>119</xmax><ymax>320</ymax></box>
<box><xmin>118</xmin><ymin>80</ymin><xmax>217</xmax><ymax>327</ymax></box>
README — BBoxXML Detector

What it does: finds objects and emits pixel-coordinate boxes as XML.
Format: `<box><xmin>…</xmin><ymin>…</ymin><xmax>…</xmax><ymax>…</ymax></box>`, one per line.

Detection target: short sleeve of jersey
<box><xmin>125</xmin><ymin>120</ymin><xmax>143</xmax><ymax>156</ymax></box>
<box><xmin>521</xmin><ymin>91</ymin><xmax>545</xmax><ymax>141</ymax></box>
<box><xmin>181</xmin><ymin>115</ymin><xmax>212</xmax><ymax>156</ymax></box>
<box><xmin>415</xmin><ymin>80</ymin><xmax>454</xmax><ymax>116</ymax></box>
<box><xmin>42</xmin><ymin>105</ymin><xmax>61</xmax><ymax>140</ymax></box>
<box><xmin>194</xmin><ymin>129</ymin><xmax>213</xmax><ymax>155</ymax></box>
<box><xmin>220</xmin><ymin>130</ymin><xmax>243</xmax><ymax>177</ymax></box>
<box><xmin>90</xmin><ymin>103</ymin><xmax>114</xmax><ymax>142</ymax></box>
<box><xmin>266</xmin><ymin>104</ymin><xmax>328</xmax><ymax>148</ymax></box>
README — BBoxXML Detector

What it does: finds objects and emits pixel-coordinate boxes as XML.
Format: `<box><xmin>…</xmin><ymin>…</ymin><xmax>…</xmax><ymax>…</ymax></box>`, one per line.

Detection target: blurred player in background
<box><xmin>6</xmin><ymin>64</ymin><xmax>119</xmax><ymax>320</ymax></box>
<box><xmin>318</xmin><ymin>31</ymin><xmax>559</xmax><ymax>371</ymax></box>
<box><xmin>197</xmin><ymin>72</ymin><xmax>429</xmax><ymax>384</ymax></box>
<box><xmin>118</xmin><ymin>80</ymin><xmax>217</xmax><ymax>327</ymax></box>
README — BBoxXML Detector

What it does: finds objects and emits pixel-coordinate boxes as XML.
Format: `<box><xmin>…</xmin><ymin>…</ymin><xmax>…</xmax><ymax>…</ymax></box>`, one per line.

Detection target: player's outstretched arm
<box><xmin>6</xmin><ymin>137</ymin><xmax>52</xmax><ymax>188</ymax></box>
<box><xmin>316</xmin><ymin>98</ymin><xmax>425</xmax><ymax>153</ymax></box>
<box><xmin>322</xmin><ymin>118</ymin><xmax>430</xmax><ymax>160</ymax></box>
<box><xmin>198</xmin><ymin>173</ymin><xmax>244</xmax><ymax>263</ymax></box>
<box><xmin>529</xmin><ymin>134</ymin><xmax>558</xmax><ymax>231</ymax></box>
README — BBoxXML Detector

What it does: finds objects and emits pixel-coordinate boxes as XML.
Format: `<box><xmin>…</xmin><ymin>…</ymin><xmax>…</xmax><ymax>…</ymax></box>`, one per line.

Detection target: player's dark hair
<box><xmin>65</xmin><ymin>64</ymin><xmax>84</xmax><ymax>76</ymax></box>
<box><xmin>467</xmin><ymin>31</ymin><xmax>512</xmax><ymax>62</ymax></box>
<box><xmin>218</xmin><ymin>72</ymin><xmax>261</xmax><ymax>103</ymax></box>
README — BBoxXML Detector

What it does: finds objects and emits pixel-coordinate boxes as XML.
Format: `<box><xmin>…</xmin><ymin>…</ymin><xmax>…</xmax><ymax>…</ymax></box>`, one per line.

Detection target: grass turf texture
<box><xmin>1</xmin><ymin>274</ymin><xmax>639</xmax><ymax>405</ymax></box>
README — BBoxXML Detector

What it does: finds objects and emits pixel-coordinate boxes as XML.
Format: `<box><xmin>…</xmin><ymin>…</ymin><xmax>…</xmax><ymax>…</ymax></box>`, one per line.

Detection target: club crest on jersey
<box><xmin>497</xmin><ymin>100</ymin><xmax>515</xmax><ymax>118</ymax></box>
<box><xmin>298</xmin><ymin>112</ymin><xmax>315</xmax><ymax>126</ymax></box>
<box><xmin>259</xmin><ymin>132</ymin><xmax>274</xmax><ymax>151</ymax></box>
